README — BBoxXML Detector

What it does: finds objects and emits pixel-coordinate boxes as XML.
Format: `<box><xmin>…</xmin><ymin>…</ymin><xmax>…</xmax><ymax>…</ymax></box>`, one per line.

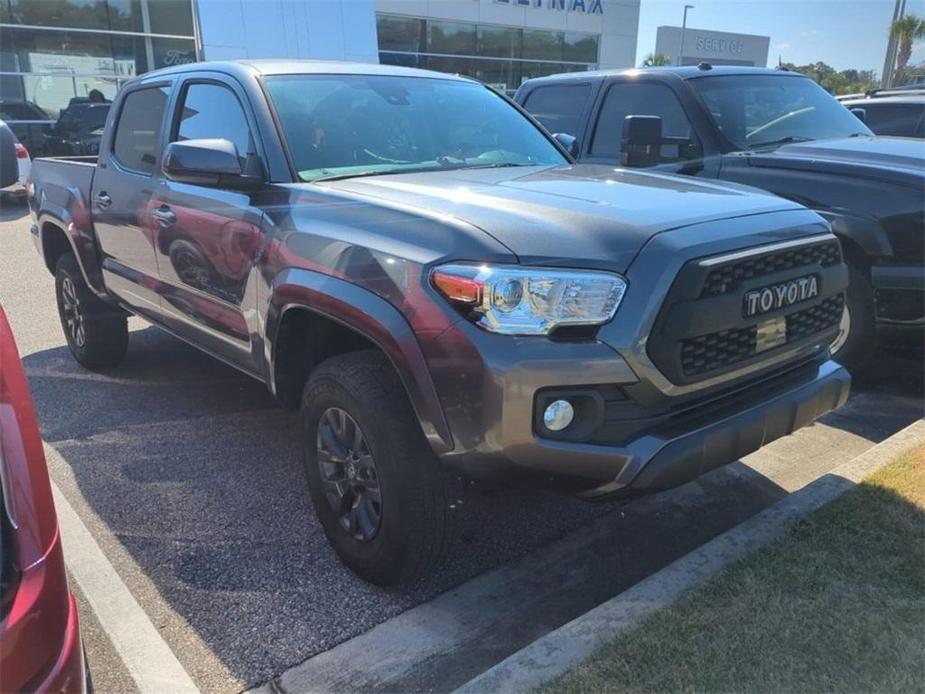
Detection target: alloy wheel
<box><xmin>316</xmin><ymin>407</ymin><xmax>382</xmax><ymax>542</ymax></box>
<box><xmin>61</xmin><ymin>276</ymin><xmax>86</xmax><ymax>348</ymax></box>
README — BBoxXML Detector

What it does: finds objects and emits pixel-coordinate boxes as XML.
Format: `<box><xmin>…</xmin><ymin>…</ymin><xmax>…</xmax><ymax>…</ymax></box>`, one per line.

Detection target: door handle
<box><xmin>152</xmin><ymin>205</ymin><xmax>177</xmax><ymax>228</ymax></box>
<box><xmin>93</xmin><ymin>192</ymin><xmax>112</xmax><ymax>209</ymax></box>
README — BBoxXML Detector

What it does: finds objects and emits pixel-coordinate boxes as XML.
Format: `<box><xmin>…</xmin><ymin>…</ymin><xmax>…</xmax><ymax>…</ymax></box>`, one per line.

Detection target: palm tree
<box><xmin>890</xmin><ymin>15</ymin><xmax>925</xmax><ymax>85</ymax></box>
<box><xmin>641</xmin><ymin>52</ymin><xmax>672</xmax><ymax>67</ymax></box>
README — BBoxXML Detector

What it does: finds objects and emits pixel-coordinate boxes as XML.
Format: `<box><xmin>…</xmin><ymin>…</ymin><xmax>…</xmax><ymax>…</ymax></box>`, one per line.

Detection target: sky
<box><xmin>634</xmin><ymin>0</ymin><xmax>925</xmax><ymax>76</ymax></box>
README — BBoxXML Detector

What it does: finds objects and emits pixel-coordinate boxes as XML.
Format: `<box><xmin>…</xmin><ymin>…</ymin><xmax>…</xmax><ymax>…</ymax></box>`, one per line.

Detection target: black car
<box><xmin>0</xmin><ymin>98</ymin><xmax>51</xmax><ymax>156</ymax></box>
<box><xmin>43</xmin><ymin>98</ymin><xmax>111</xmax><ymax>156</ymax></box>
<box><xmin>515</xmin><ymin>65</ymin><xmax>925</xmax><ymax>369</ymax></box>
<box><xmin>841</xmin><ymin>89</ymin><xmax>925</xmax><ymax>138</ymax></box>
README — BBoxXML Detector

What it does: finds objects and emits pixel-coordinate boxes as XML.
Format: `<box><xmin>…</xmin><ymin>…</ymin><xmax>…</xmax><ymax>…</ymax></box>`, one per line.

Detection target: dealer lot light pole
<box><xmin>678</xmin><ymin>4</ymin><xmax>694</xmax><ymax>66</ymax></box>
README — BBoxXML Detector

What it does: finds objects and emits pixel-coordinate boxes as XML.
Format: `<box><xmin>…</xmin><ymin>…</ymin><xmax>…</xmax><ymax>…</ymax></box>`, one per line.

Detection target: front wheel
<box><xmin>300</xmin><ymin>350</ymin><xmax>460</xmax><ymax>586</ymax></box>
<box><xmin>55</xmin><ymin>253</ymin><xmax>128</xmax><ymax>370</ymax></box>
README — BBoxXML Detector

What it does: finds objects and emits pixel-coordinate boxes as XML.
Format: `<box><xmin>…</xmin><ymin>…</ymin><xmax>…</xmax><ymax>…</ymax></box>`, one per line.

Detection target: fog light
<box><xmin>543</xmin><ymin>399</ymin><xmax>575</xmax><ymax>432</ymax></box>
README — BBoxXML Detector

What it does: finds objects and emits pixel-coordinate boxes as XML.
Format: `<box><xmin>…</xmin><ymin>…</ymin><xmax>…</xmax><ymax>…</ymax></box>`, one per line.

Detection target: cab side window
<box><xmin>590</xmin><ymin>82</ymin><xmax>696</xmax><ymax>161</ymax></box>
<box><xmin>522</xmin><ymin>83</ymin><xmax>591</xmax><ymax>137</ymax></box>
<box><xmin>174</xmin><ymin>83</ymin><xmax>252</xmax><ymax>160</ymax></box>
<box><xmin>112</xmin><ymin>86</ymin><xmax>170</xmax><ymax>174</ymax></box>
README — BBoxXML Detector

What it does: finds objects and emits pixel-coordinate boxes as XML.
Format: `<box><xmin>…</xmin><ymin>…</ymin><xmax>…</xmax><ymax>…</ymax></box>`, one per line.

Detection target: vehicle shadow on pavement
<box><xmin>0</xmin><ymin>197</ymin><xmax>29</xmax><ymax>222</ymax></box>
<box><xmin>20</xmin><ymin>327</ymin><xmax>924</xmax><ymax>690</ymax></box>
<box><xmin>19</xmin><ymin>326</ymin><xmax>626</xmax><ymax>687</ymax></box>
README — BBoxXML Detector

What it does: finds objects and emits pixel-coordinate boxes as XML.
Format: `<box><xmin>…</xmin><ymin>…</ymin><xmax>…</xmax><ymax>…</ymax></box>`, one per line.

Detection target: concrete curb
<box><xmin>454</xmin><ymin>418</ymin><xmax>925</xmax><ymax>694</ymax></box>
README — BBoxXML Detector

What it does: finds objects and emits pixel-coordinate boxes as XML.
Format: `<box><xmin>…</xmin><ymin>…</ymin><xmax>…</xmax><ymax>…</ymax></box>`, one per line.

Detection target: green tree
<box><xmin>781</xmin><ymin>61</ymin><xmax>878</xmax><ymax>95</ymax></box>
<box><xmin>890</xmin><ymin>15</ymin><xmax>925</xmax><ymax>85</ymax></box>
<box><xmin>641</xmin><ymin>52</ymin><xmax>672</xmax><ymax>67</ymax></box>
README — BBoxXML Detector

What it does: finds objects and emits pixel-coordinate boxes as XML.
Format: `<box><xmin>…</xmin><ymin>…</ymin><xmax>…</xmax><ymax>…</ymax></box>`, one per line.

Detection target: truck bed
<box><xmin>29</xmin><ymin>156</ymin><xmax>98</xmax><ymax>214</ymax></box>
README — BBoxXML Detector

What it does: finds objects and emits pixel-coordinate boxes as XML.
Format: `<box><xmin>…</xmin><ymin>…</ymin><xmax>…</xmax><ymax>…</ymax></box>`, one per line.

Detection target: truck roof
<box><xmin>521</xmin><ymin>65</ymin><xmax>807</xmax><ymax>87</ymax></box>
<box><xmin>133</xmin><ymin>59</ymin><xmax>476</xmax><ymax>85</ymax></box>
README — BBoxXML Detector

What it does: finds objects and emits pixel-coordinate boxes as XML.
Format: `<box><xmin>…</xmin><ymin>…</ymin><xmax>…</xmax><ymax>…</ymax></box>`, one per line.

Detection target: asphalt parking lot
<box><xmin>1</xmin><ymin>197</ymin><xmax>922</xmax><ymax>693</ymax></box>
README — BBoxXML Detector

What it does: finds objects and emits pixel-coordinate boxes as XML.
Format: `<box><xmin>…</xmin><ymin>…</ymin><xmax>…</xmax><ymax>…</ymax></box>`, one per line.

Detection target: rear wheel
<box><xmin>300</xmin><ymin>350</ymin><xmax>460</xmax><ymax>585</ymax></box>
<box><xmin>55</xmin><ymin>253</ymin><xmax>128</xmax><ymax>370</ymax></box>
<box><xmin>830</xmin><ymin>258</ymin><xmax>876</xmax><ymax>371</ymax></box>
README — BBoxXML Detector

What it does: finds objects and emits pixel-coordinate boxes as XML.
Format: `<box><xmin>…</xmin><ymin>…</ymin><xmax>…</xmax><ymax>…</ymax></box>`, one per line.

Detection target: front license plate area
<box><xmin>755</xmin><ymin>316</ymin><xmax>787</xmax><ymax>353</ymax></box>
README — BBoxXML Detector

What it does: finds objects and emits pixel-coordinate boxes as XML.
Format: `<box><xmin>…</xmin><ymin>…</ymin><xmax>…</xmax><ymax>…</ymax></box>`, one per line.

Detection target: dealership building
<box><xmin>655</xmin><ymin>25</ymin><xmax>769</xmax><ymax>67</ymax></box>
<box><xmin>0</xmin><ymin>0</ymin><xmax>639</xmax><ymax>144</ymax></box>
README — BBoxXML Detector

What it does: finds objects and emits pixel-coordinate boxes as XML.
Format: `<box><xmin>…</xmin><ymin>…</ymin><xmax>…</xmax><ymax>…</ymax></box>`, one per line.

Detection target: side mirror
<box><xmin>850</xmin><ymin>107</ymin><xmax>867</xmax><ymax>124</ymax></box>
<box><xmin>162</xmin><ymin>138</ymin><xmax>263</xmax><ymax>189</ymax></box>
<box><xmin>622</xmin><ymin>115</ymin><xmax>663</xmax><ymax>168</ymax></box>
<box><xmin>553</xmin><ymin>132</ymin><xmax>580</xmax><ymax>159</ymax></box>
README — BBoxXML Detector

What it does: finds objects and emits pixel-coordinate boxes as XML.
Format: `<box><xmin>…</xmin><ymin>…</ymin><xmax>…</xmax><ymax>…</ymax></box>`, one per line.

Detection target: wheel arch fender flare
<box><xmin>266</xmin><ymin>268</ymin><xmax>454</xmax><ymax>455</ymax></box>
<box><xmin>36</xmin><ymin>195</ymin><xmax>106</xmax><ymax>295</ymax></box>
<box><xmin>815</xmin><ymin>210</ymin><xmax>892</xmax><ymax>262</ymax></box>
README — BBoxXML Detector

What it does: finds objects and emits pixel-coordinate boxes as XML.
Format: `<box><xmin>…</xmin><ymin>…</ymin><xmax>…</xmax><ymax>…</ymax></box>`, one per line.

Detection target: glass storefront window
<box><xmin>521</xmin><ymin>29</ymin><xmax>564</xmax><ymax>61</ymax></box>
<box><xmin>21</xmin><ymin>73</ymin><xmax>121</xmax><ymax>117</ymax></box>
<box><xmin>376</xmin><ymin>14</ymin><xmax>424</xmax><ymax>53</ymax></box>
<box><xmin>5</xmin><ymin>0</ymin><xmax>193</xmax><ymax>35</ymax></box>
<box><xmin>9</xmin><ymin>0</ymin><xmax>113</xmax><ymax>30</ymax></box>
<box><xmin>0</xmin><ymin>0</ymin><xmax>196</xmax><ymax>155</ymax></box>
<box><xmin>1</xmin><ymin>27</ymin><xmax>196</xmax><ymax>77</ymax></box>
<box><xmin>427</xmin><ymin>20</ymin><xmax>476</xmax><ymax>56</ymax></box>
<box><xmin>378</xmin><ymin>51</ymin><xmax>423</xmax><ymax>69</ymax></box>
<box><xmin>478</xmin><ymin>25</ymin><xmax>519</xmax><ymax>59</ymax></box>
<box><xmin>147</xmin><ymin>0</ymin><xmax>193</xmax><ymax>36</ymax></box>
<box><xmin>563</xmin><ymin>33</ymin><xmax>598</xmax><ymax>63</ymax></box>
<box><xmin>377</xmin><ymin>14</ymin><xmax>599</xmax><ymax>96</ymax></box>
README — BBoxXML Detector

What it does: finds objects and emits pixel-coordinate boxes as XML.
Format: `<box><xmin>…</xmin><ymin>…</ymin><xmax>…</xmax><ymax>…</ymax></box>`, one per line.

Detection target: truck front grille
<box><xmin>679</xmin><ymin>295</ymin><xmax>844</xmax><ymax>377</ymax></box>
<box><xmin>701</xmin><ymin>240</ymin><xmax>841</xmax><ymax>297</ymax></box>
<box><xmin>647</xmin><ymin>236</ymin><xmax>848</xmax><ymax>385</ymax></box>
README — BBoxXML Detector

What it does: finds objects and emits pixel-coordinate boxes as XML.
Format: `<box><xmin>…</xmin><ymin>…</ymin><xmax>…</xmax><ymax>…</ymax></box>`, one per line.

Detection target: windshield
<box><xmin>264</xmin><ymin>74</ymin><xmax>566</xmax><ymax>182</ymax></box>
<box><xmin>690</xmin><ymin>74</ymin><xmax>872</xmax><ymax>150</ymax></box>
<box><xmin>56</xmin><ymin>104</ymin><xmax>110</xmax><ymax>133</ymax></box>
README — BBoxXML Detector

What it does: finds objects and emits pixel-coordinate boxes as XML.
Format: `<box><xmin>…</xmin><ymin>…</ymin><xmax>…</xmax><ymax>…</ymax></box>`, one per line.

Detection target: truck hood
<box><xmin>747</xmin><ymin>136</ymin><xmax>925</xmax><ymax>187</ymax></box>
<box><xmin>318</xmin><ymin>164</ymin><xmax>804</xmax><ymax>270</ymax></box>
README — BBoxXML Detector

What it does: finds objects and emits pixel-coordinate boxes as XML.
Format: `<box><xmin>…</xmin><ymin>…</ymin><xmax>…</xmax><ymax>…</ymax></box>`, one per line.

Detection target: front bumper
<box><xmin>429</xmin><ymin>317</ymin><xmax>850</xmax><ymax>496</ymax></box>
<box><xmin>588</xmin><ymin>359</ymin><xmax>849</xmax><ymax>497</ymax></box>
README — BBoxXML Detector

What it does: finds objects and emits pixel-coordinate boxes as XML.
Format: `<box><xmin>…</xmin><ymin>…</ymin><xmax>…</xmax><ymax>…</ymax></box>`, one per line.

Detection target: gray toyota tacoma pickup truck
<box><xmin>28</xmin><ymin>60</ymin><xmax>850</xmax><ymax>584</ymax></box>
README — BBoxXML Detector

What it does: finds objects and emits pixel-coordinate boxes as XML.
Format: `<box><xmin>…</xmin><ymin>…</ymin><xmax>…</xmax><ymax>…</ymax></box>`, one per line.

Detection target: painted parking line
<box><xmin>48</xmin><ymin>444</ymin><xmax>199</xmax><ymax>694</ymax></box>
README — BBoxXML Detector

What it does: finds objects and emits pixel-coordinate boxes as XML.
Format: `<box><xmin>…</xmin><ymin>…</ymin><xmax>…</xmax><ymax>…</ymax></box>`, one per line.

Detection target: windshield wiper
<box><xmin>311</xmin><ymin>166</ymin><xmax>445</xmax><ymax>183</ymax></box>
<box><xmin>311</xmin><ymin>162</ymin><xmax>539</xmax><ymax>182</ymax></box>
<box><xmin>462</xmin><ymin>162</ymin><xmax>539</xmax><ymax>170</ymax></box>
<box><xmin>748</xmin><ymin>135</ymin><xmax>813</xmax><ymax>150</ymax></box>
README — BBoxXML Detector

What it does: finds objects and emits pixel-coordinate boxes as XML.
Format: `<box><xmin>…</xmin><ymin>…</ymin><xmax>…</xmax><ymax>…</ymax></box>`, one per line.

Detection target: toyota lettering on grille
<box><xmin>744</xmin><ymin>275</ymin><xmax>819</xmax><ymax>318</ymax></box>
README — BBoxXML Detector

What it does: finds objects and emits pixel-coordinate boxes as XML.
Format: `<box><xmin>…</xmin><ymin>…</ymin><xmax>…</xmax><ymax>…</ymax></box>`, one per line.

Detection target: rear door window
<box><xmin>111</xmin><ymin>86</ymin><xmax>170</xmax><ymax>174</ymax></box>
<box><xmin>522</xmin><ymin>83</ymin><xmax>591</xmax><ymax>137</ymax></box>
<box><xmin>590</xmin><ymin>82</ymin><xmax>694</xmax><ymax>159</ymax></box>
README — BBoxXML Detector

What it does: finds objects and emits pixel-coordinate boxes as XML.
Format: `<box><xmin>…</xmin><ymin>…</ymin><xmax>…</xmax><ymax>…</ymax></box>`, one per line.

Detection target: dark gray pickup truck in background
<box><xmin>29</xmin><ymin>60</ymin><xmax>849</xmax><ymax>584</ymax></box>
<box><xmin>515</xmin><ymin>65</ymin><xmax>925</xmax><ymax>370</ymax></box>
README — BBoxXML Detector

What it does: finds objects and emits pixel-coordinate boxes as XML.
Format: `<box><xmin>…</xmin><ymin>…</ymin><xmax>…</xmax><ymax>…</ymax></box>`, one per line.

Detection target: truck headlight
<box><xmin>431</xmin><ymin>264</ymin><xmax>626</xmax><ymax>335</ymax></box>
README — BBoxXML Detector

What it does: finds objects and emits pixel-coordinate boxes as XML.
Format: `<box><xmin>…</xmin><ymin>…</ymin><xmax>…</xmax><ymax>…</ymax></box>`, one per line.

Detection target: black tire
<box><xmin>301</xmin><ymin>350</ymin><xmax>460</xmax><ymax>586</ymax></box>
<box><xmin>831</xmin><ymin>258</ymin><xmax>877</xmax><ymax>371</ymax></box>
<box><xmin>55</xmin><ymin>253</ymin><xmax>128</xmax><ymax>370</ymax></box>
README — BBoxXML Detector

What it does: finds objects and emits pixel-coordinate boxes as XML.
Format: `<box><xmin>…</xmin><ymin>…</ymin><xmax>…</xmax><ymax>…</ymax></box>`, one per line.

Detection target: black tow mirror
<box><xmin>162</xmin><ymin>138</ymin><xmax>263</xmax><ymax>189</ymax></box>
<box><xmin>850</xmin><ymin>107</ymin><xmax>867</xmax><ymax>124</ymax></box>
<box><xmin>622</xmin><ymin>115</ymin><xmax>663</xmax><ymax>168</ymax></box>
<box><xmin>553</xmin><ymin>132</ymin><xmax>580</xmax><ymax>159</ymax></box>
